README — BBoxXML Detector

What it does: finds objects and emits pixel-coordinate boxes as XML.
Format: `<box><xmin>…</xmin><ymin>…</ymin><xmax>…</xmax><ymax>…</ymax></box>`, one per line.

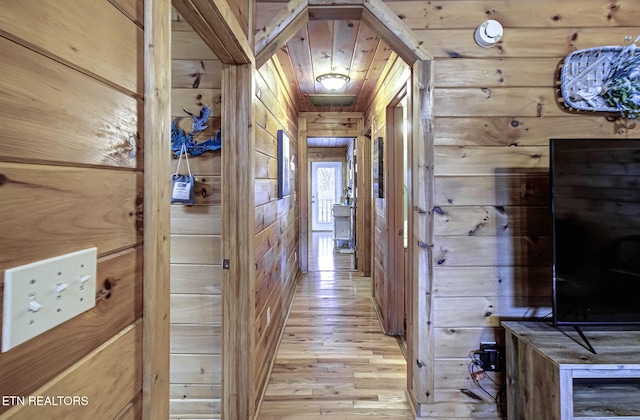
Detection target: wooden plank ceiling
<box><xmin>256</xmin><ymin>1</ymin><xmax>394</xmax><ymax>113</ymax></box>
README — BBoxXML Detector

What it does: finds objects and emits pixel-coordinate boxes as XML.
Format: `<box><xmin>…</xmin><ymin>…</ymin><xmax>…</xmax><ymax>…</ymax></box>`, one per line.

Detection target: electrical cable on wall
<box><xmin>468</xmin><ymin>351</ymin><xmax>506</xmax><ymax>419</ymax></box>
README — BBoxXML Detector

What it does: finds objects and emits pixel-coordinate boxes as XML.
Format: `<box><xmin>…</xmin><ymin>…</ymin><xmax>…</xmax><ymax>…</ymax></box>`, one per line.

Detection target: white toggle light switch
<box><xmin>28</xmin><ymin>300</ymin><xmax>42</xmax><ymax>312</ymax></box>
<box><xmin>2</xmin><ymin>247</ymin><xmax>97</xmax><ymax>353</ymax></box>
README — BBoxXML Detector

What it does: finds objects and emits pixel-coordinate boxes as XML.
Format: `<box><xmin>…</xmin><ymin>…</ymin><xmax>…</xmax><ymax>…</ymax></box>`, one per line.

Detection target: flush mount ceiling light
<box><xmin>475</xmin><ymin>19</ymin><xmax>503</xmax><ymax>48</ymax></box>
<box><xmin>316</xmin><ymin>73</ymin><xmax>350</xmax><ymax>90</ymax></box>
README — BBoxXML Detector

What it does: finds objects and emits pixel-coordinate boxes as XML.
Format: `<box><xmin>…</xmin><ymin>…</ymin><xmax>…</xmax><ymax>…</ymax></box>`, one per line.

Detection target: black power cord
<box><xmin>468</xmin><ymin>353</ymin><xmax>506</xmax><ymax>419</ymax></box>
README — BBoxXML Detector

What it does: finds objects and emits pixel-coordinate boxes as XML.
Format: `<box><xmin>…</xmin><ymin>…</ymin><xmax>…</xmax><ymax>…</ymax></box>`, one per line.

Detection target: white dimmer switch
<box><xmin>2</xmin><ymin>247</ymin><xmax>98</xmax><ymax>353</ymax></box>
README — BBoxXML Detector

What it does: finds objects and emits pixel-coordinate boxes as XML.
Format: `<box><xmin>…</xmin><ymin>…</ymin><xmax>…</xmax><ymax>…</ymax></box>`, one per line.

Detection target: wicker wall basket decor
<box><xmin>560</xmin><ymin>37</ymin><xmax>640</xmax><ymax>118</ymax></box>
<box><xmin>561</xmin><ymin>47</ymin><xmax>622</xmax><ymax>112</ymax></box>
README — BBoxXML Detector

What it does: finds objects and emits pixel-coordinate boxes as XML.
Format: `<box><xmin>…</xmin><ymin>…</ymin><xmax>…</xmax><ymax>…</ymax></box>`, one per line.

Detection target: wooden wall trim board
<box><xmin>222</xmin><ymin>63</ymin><xmax>256</xmax><ymax>420</ymax></box>
<box><xmin>299</xmin><ymin>116</ymin><xmax>309</xmax><ymax>273</ymax></box>
<box><xmin>385</xmin><ymin>104</ymin><xmax>406</xmax><ymax>335</ymax></box>
<box><xmin>110</xmin><ymin>0</ymin><xmax>145</xmax><ymax>26</ymax></box>
<box><xmin>307</xmin><ymin>4</ymin><xmax>364</xmax><ymax>21</ymax></box>
<box><xmin>404</xmin><ymin>78</ymin><xmax>414</xmax><ymax>393</ymax></box>
<box><xmin>172</xmin><ymin>0</ymin><xmax>253</xmax><ymax>64</ymax></box>
<box><xmin>356</xmin><ymin>122</ymin><xmax>371</xmax><ymax>277</ymax></box>
<box><xmin>411</xmin><ymin>59</ymin><xmax>435</xmax><ymax>408</ymax></box>
<box><xmin>366</xmin><ymin>55</ymin><xmax>411</xmax><ymax>336</ymax></box>
<box><xmin>255</xmin><ymin>0</ymin><xmax>309</xmax><ymax>68</ymax></box>
<box><xmin>228</xmin><ymin>0</ymin><xmax>252</xmax><ymax>41</ymax></box>
<box><xmin>143</xmin><ymin>0</ymin><xmax>172</xmax><ymax>418</ymax></box>
<box><xmin>172</xmin><ymin>0</ymin><xmax>230</xmax><ymax>61</ymax></box>
<box><xmin>372</xmin><ymin>120</ymin><xmax>387</xmax><ymax>331</ymax></box>
<box><xmin>360</xmin><ymin>0</ymin><xmax>433</xmax><ymax>64</ymax></box>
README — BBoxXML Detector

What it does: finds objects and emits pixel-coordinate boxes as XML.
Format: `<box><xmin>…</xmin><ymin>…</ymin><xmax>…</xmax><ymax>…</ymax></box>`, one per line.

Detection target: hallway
<box><xmin>256</xmin><ymin>232</ymin><xmax>413</xmax><ymax>419</ymax></box>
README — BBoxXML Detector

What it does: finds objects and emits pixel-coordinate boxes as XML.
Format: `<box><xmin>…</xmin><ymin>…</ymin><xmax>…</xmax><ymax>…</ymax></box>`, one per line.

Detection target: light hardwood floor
<box><xmin>257</xmin><ymin>232</ymin><xmax>413</xmax><ymax>419</ymax></box>
<box><xmin>308</xmin><ymin>231</ymin><xmax>356</xmax><ymax>272</ymax></box>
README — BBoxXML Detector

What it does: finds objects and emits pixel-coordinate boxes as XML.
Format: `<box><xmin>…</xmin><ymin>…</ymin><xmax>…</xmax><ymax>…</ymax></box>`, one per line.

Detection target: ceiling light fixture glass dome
<box><xmin>316</xmin><ymin>73</ymin><xmax>350</xmax><ymax>90</ymax></box>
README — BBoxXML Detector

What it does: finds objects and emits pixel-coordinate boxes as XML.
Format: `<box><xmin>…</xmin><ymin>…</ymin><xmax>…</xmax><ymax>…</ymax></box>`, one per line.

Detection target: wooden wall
<box><xmin>227</xmin><ymin>0</ymin><xmax>251</xmax><ymax>41</ymax></box>
<box><xmin>378</xmin><ymin>0</ymin><xmax>640</xmax><ymax>418</ymax></box>
<box><xmin>307</xmin><ymin>147</ymin><xmax>348</xmax><ymax>161</ymax></box>
<box><xmin>253</xmin><ymin>57</ymin><xmax>300</xmax><ymax>412</ymax></box>
<box><xmin>170</xmin><ymin>10</ymin><xmax>223</xmax><ymax>419</ymax></box>
<box><xmin>0</xmin><ymin>0</ymin><xmax>144</xmax><ymax>418</ymax></box>
<box><xmin>365</xmin><ymin>54</ymin><xmax>411</xmax><ymax>334</ymax></box>
<box><xmin>299</xmin><ymin>112</ymin><xmax>366</xmax><ymax>276</ymax></box>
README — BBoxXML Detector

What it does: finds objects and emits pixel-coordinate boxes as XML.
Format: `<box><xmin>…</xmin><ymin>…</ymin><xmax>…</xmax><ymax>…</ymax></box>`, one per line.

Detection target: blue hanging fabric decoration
<box><xmin>171</xmin><ymin>105</ymin><xmax>222</xmax><ymax>156</ymax></box>
<box><xmin>184</xmin><ymin>105</ymin><xmax>211</xmax><ymax>132</ymax></box>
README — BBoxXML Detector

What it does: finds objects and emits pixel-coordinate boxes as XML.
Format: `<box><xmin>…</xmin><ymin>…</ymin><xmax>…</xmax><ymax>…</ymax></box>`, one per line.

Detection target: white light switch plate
<box><xmin>2</xmin><ymin>247</ymin><xmax>97</xmax><ymax>353</ymax></box>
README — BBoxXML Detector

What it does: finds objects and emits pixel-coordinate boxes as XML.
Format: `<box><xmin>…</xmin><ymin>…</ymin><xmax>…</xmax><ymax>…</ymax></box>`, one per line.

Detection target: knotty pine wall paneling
<box><xmin>0</xmin><ymin>0</ymin><xmax>144</xmax><ymax>417</ymax></box>
<box><xmin>365</xmin><ymin>53</ymin><xmax>411</xmax><ymax>334</ymax></box>
<box><xmin>379</xmin><ymin>0</ymin><xmax>640</xmax><ymax>417</ymax></box>
<box><xmin>298</xmin><ymin>111</ymin><xmax>365</xmax><ymax>278</ymax></box>
<box><xmin>253</xmin><ymin>57</ymin><xmax>300</xmax><ymax>412</ymax></box>
<box><xmin>227</xmin><ymin>0</ymin><xmax>251</xmax><ymax>42</ymax></box>
<box><xmin>170</xmin><ymin>10</ymin><xmax>224</xmax><ymax>419</ymax></box>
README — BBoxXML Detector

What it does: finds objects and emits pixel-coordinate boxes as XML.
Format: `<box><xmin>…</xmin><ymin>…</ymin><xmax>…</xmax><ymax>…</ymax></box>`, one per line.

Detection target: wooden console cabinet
<box><xmin>503</xmin><ymin>321</ymin><xmax>640</xmax><ymax>420</ymax></box>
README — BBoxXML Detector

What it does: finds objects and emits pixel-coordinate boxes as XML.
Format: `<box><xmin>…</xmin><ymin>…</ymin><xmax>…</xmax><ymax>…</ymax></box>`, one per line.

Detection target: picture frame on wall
<box><xmin>277</xmin><ymin>130</ymin><xmax>291</xmax><ymax>198</ymax></box>
<box><xmin>373</xmin><ymin>136</ymin><xmax>384</xmax><ymax>198</ymax></box>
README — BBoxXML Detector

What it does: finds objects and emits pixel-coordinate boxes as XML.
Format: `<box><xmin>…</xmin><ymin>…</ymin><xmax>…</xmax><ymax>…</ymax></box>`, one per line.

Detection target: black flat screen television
<box><xmin>551</xmin><ymin>138</ymin><xmax>640</xmax><ymax>326</ymax></box>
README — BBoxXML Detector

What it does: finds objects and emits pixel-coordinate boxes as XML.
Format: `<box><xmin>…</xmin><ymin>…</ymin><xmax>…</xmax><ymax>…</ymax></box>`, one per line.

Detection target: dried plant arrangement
<box><xmin>561</xmin><ymin>36</ymin><xmax>640</xmax><ymax>119</ymax></box>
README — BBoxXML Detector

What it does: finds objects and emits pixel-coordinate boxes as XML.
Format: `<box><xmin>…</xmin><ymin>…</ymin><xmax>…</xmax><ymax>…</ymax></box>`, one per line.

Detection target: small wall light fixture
<box><xmin>316</xmin><ymin>73</ymin><xmax>350</xmax><ymax>90</ymax></box>
<box><xmin>475</xmin><ymin>19</ymin><xmax>503</xmax><ymax>48</ymax></box>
